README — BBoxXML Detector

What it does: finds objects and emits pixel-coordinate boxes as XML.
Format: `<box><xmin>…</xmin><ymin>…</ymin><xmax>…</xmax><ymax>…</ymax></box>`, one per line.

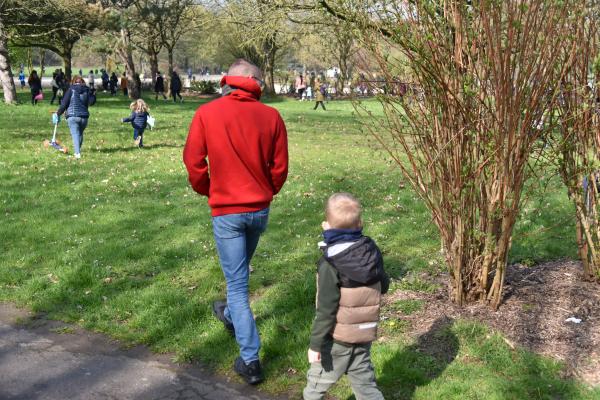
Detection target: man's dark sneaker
<box><xmin>212</xmin><ymin>300</ymin><xmax>235</xmax><ymax>337</ymax></box>
<box><xmin>234</xmin><ymin>357</ymin><xmax>264</xmax><ymax>385</ymax></box>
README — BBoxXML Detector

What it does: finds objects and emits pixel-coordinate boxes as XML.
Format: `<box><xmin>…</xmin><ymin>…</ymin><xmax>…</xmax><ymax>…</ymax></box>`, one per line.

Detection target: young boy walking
<box><xmin>304</xmin><ymin>193</ymin><xmax>389</xmax><ymax>400</ymax></box>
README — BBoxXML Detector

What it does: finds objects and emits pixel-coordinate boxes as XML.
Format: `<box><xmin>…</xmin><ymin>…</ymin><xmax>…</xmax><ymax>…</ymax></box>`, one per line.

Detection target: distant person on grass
<box><xmin>27</xmin><ymin>70</ymin><xmax>42</xmax><ymax>105</ymax></box>
<box><xmin>183</xmin><ymin>58</ymin><xmax>288</xmax><ymax>385</ymax></box>
<box><xmin>50</xmin><ymin>70</ymin><xmax>62</xmax><ymax>105</ymax></box>
<box><xmin>295</xmin><ymin>73</ymin><xmax>306</xmax><ymax>100</ymax></box>
<box><xmin>56</xmin><ymin>75</ymin><xmax>96</xmax><ymax>159</ymax></box>
<box><xmin>101</xmin><ymin>69</ymin><xmax>109</xmax><ymax>92</ymax></box>
<box><xmin>18</xmin><ymin>70</ymin><xmax>26</xmax><ymax>89</ymax></box>
<box><xmin>109</xmin><ymin>72</ymin><xmax>118</xmax><ymax>96</ymax></box>
<box><xmin>170</xmin><ymin>70</ymin><xmax>183</xmax><ymax>103</ymax></box>
<box><xmin>88</xmin><ymin>70</ymin><xmax>95</xmax><ymax>89</ymax></box>
<box><xmin>314</xmin><ymin>79</ymin><xmax>326</xmax><ymax>111</ymax></box>
<box><xmin>154</xmin><ymin>71</ymin><xmax>167</xmax><ymax>100</ymax></box>
<box><xmin>121</xmin><ymin>99</ymin><xmax>149</xmax><ymax>148</ymax></box>
<box><xmin>120</xmin><ymin>73</ymin><xmax>128</xmax><ymax>97</ymax></box>
<box><xmin>303</xmin><ymin>193</ymin><xmax>389</xmax><ymax>400</ymax></box>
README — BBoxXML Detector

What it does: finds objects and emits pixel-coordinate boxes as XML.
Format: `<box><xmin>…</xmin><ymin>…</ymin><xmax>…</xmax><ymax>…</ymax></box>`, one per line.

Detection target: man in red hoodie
<box><xmin>183</xmin><ymin>59</ymin><xmax>288</xmax><ymax>384</ymax></box>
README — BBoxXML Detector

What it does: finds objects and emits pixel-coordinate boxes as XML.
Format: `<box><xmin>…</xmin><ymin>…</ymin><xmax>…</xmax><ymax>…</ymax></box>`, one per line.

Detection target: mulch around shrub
<box><xmin>385</xmin><ymin>261</ymin><xmax>600</xmax><ymax>386</ymax></box>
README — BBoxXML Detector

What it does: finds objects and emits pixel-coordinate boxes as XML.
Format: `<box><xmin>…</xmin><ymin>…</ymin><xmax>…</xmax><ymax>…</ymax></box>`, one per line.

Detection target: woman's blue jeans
<box><xmin>211</xmin><ymin>208</ymin><xmax>269</xmax><ymax>363</ymax></box>
<box><xmin>67</xmin><ymin>117</ymin><xmax>88</xmax><ymax>154</ymax></box>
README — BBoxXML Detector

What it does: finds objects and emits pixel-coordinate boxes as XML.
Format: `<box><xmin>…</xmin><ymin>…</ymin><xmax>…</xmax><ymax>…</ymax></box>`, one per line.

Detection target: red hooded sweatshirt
<box><xmin>183</xmin><ymin>76</ymin><xmax>289</xmax><ymax>216</ymax></box>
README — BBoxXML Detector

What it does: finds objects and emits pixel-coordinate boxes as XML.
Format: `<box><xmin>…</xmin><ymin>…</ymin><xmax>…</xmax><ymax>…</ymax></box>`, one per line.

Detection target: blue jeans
<box><xmin>212</xmin><ymin>208</ymin><xmax>269</xmax><ymax>363</ymax></box>
<box><xmin>67</xmin><ymin>117</ymin><xmax>88</xmax><ymax>154</ymax></box>
<box><xmin>134</xmin><ymin>128</ymin><xmax>144</xmax><ymax>147</ymax></box>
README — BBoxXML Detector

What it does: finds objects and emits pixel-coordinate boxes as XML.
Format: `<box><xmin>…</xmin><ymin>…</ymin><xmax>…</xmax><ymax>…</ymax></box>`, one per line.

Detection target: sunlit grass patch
<box><xmin>0</xmin><ymin>92</ymin><xmax>596</xmax><ymax>399</ymax></box>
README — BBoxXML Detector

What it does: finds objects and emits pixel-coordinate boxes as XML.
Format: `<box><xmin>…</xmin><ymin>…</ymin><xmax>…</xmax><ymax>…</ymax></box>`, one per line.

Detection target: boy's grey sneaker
<box><xmin>212</xmin><ymin>300</ymin><xmax>235</xmax><ymax>337</ymax></box>
<box><xmin>234</xmin><ymin>357</ymin><xmax>264</xmax><ymax>385</ymax></box>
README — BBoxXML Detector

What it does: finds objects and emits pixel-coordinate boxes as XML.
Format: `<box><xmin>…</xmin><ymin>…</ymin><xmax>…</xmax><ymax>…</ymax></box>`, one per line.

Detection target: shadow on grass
<box><xmin>377</xmin><ymin>317</ymin><xmax>458</xmax><ymax>400</ymax></box>
<box><xmin>91</xmin><ymin>143</ymin><xmax>182</xmax><ymax>153</ymax></box>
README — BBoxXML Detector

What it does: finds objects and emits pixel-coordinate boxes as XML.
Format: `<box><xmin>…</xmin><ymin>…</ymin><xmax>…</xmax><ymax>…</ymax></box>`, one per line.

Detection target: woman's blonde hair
<box><xmin>71</xmin><ymin>75</ymin><xmax>85</xmax><ymax>85</ymax></box>
<box><xmin>130</xmin><ymin>99</ymin><xmax>149</xmax><ymax>113</ymax></box>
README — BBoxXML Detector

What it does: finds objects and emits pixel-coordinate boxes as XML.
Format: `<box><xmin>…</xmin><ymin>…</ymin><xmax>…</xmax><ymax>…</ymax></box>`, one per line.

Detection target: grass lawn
<box><xmin>0</xmin><ymin>89</ymin><xmax>598</xmax><ymax>399</ymax></box>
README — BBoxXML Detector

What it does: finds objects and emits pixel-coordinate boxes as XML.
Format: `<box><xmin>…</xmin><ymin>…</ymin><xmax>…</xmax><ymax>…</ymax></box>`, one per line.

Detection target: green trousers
<box><xmin>303</xmin><ymin>342</ymin><xmax>384</xmax><ymax>400</ymax></box>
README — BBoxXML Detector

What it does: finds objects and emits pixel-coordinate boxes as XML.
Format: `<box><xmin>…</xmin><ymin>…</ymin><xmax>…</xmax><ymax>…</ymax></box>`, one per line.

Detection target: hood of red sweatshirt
<box><xmin>220</xmin><ymin>75</ymin><xmax>262</xmax><ymax>99</ymax></box>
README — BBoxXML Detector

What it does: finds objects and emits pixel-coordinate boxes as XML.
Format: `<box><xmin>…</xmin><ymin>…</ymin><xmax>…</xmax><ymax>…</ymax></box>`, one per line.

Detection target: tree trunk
<box><xmin>338</xmin><ymin>57</ymin><xmax>349</xmax><ymax>95</ymax></box>
<box><xmin>149</xmin><ymin>51</ymin><xmax>159</xmax><ymax>85</ymax></box>
<box><xmin>263</xmin><ymin>52</ymin><xmax>276</xmax><ymax>95</ymax></box>
<box><xmin>119</xmin><ymin>28</ymin><xmax>140</xmax><ymax>99</ymax></box>
<box><xmin>39</xmin><ymin>48</ymin><xmax>46</xmax><ymax>76</ymax></box>
<box><xmin>27</xmin><ymin>48</ymin><xmax>32</xmax><ymax>72</ymax></box>
<box><xmin>0</xmin><ymin>19</ymin><xmax>17</xmax><ymax>104</ymax></box>
<box><xmin>167</xmin><ymin>47</ymin><xmax>174</xmax><ymax>77</ymax></box>
<box><xmin>62</xmin><ymin>42</ymin><xmax>74</xmax><ymax>83</ymax></box>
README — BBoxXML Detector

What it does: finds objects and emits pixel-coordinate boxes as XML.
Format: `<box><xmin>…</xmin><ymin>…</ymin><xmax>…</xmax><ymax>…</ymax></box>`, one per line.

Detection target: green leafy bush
<box><xmin>189</xmin><ymin>80</ymin><xmax>218</xmax><ymax>95</ymax></box>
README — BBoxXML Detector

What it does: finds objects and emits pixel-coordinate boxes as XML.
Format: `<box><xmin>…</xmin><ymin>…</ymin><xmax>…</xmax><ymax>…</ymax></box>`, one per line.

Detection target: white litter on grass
<box><xmin>565</xmin><ymin>317</ymin><xmax>582</xmax><ymax>324</ymax></box>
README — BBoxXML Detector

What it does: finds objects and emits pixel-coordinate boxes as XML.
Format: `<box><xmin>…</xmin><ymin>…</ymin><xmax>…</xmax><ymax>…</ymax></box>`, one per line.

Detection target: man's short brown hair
<box><xmin>326</xmin><ymin>193</ymin><xmax>362</xmax><ymax>229</ymax></box>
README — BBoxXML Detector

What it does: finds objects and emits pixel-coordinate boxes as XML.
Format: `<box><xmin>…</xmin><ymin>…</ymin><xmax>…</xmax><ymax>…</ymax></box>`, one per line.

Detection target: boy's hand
<box><xmin>307</xmin><ymin>349</ymin><xmax>321</xmax><ymax>363</ymax></box>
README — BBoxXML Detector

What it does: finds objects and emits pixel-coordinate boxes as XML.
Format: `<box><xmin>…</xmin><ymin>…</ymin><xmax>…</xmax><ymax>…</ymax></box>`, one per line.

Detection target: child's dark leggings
<box><xmin>314</xmin><ymin>101</ymin><xmax>326</xmax><ymax>110</ymax></box>
<box><xmin>133</xmin><ymin>128</ymin><xmax>144</xmax><ymax>147</ymax></box>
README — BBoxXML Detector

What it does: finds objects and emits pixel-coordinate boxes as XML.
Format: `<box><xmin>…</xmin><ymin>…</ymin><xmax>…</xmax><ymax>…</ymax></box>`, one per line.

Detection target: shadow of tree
<box><xmin>91</xmin><ymin>143</ymin><xmax>182</xmax><ymax>153</ymax></box>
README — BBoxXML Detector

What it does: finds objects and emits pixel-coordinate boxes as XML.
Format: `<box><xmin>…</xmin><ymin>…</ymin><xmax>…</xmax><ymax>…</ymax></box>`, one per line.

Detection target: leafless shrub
<box><xmin>331</xmin><ymin>0</ymin><xmax>586</xmax><ymax>308</ymax></box>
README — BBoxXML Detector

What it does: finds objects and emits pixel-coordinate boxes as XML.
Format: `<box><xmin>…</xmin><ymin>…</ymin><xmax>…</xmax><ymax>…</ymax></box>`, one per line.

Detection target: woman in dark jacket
<box><xmin>109</xmin><ymin>72</ymin><xmax>118</xmax><ymax>96</ymax></box>
<box><xmin>28</xmin><ymin>70</ymin><xmax>42</xmax><ymax>105</ymax></box>
<box><xmin>56</xmin><ymin>76</ymin><xmax>96</xmax><ymax>159</ymax></box>
<box><xmin>154</xmin><ymin>71</ymin><xmax>167</xmax><ymax>100</ymax></box>
<box><xmin>170</xmin><ymin>71</ymin><xmax>183</xmax><ymax>103</ymax></box>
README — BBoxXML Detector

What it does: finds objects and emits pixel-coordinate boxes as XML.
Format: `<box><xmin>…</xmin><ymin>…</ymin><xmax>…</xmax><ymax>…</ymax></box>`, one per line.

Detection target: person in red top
<box><xmin>183</xmin><ymin>59</ymin><xmax>288</xmax><ymax>385</ymax></box>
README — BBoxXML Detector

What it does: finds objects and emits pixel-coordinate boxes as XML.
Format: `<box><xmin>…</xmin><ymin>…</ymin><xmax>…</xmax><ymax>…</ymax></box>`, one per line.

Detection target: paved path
<box><xmin>0</xmin><ymin>303</ymin><xmax>286</xmax><ymax>400</ymax></box>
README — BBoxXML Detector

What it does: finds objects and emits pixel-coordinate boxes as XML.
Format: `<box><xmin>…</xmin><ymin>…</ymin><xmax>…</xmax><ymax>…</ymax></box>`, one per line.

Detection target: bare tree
<box><xmin>216</xmin><ymin>0</ymin><xmax>292</xmax><ymax>94</ymax></box>
<box><xmin>319</xmin><ymin>0</ymin><xmax>585</xmax><ymax>309</ymax></box>
<box><xmin>156</xmin><ymin>0</ymin><xmax>200</xmax><ymax>76</ymax></box>
<box><xmin>8</xmin><ymin>0</ymin><xmax>102</xmax><ymax>82</ymax></box>
<box><xmin>553</xmin><ymin>6</ymin><xmax>600</xmax><ymax>282</ymax></box>
<box><xmin>96</xmin><ymin>0</ymin><xmax>143</xmax><ymax>98</ymax></box>
<box><xmin>132</xmin><ymin>0</ymin><xmax>164</xmax><ymax>84</ymax></box>
<box><xmin>0</xmin><ymin>0</ymin><xmax>17</xmax><ymax>104</ymax></box>
<box><xmin>1</xmin><ymin>0</ymin><xmax>99</xmax><ymax>102</ymax></box>
<box><xmin>287</xmin><ymin>7</ymin><xmax>359</xmax><ymax>94</ymax></box>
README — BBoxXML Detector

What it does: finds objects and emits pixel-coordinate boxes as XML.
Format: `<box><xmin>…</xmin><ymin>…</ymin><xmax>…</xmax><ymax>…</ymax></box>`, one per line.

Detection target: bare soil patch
<box><xmin>385</xmin><ymin>261</ymin><xmax>600</xmax><ymax>386</ymax></box>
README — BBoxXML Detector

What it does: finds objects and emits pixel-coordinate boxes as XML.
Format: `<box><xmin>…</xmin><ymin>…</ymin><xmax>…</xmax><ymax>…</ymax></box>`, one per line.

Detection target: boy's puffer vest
<box><xmin>333</xmin><ymin>281</ymin><xmax>381</xmax><ymax>343</ymax></box>
<box><xmin>320</xmin><ymin>236</ymin><xmax>385</xmax><ymax>344</ymax></box>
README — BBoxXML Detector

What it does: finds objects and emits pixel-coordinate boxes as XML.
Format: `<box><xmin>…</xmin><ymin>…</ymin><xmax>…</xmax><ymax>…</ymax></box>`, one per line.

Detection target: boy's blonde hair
<box><xmin>130</xmin><ymin>99</ymin><xmax>149</xmax><ymax>113</ymax></box>
<box><xmin>326</xmin><ymin>193</ymin><xmax>362</xmax><ymax>229</ymax></box>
